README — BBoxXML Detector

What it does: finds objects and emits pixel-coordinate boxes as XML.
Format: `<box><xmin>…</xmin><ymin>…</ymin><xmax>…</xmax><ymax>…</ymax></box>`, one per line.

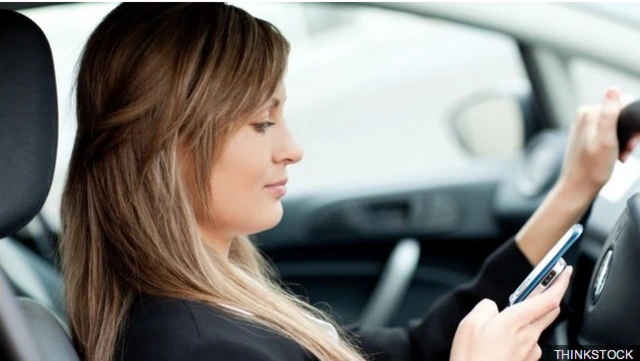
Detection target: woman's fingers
<box><xmin>503</xmin><ymin>267</ymin><xmax>573</xmax><ymax>327</ymax></box>
<box><xmin>468</xmin><ymin>299</ymin><xmax>499</xmax><ymax>325</ymax></box>
<box><xmin>525</xmin><ymin>343</ymin><xmax>543</xmax><ymax>361</ymax></box>
<box><xmin>597</xmin><ymin>87</ymin><xmax>622</xmax><ymax>132</ymax></box>
<box><xmin>461</xmin><ymin>298</ymin><xmax>499</xmax><ymax>333</ymax></box>
<box><xmin>451</xmin><ymin>299</ymin><xmax>499</xmax><ymax>361</ymax></box>
<box><xmin>529</xmin><ymin>306</ymin><xmax>561</xmax><ymax>335</ymax></box>
<box><xmin>452</xmin><ymin>268</ymin><xmax>573</xmax><ymax>361</ymax></box>
<box><xmin>452</xmin><ymin>299</ymin><xmax>498</xmax><ymax>360</ymax></box>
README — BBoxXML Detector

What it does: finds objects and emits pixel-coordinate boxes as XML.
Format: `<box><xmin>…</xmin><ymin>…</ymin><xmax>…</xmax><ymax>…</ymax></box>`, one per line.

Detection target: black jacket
<box><xmin>118</xmin><ymin>239</ymin><xmax>533</xmax><ymax>361</ymax></box>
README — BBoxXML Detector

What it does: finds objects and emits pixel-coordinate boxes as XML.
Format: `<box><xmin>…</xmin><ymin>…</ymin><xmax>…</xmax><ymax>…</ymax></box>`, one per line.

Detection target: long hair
<box><xmin>60</xmin><ymin>3</ymin><xmax>367</xmax><ymax>361</ymax></box>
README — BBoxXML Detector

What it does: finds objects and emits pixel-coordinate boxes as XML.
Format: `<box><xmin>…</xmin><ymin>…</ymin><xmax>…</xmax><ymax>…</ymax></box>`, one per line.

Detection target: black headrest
<box><xmin>0</xmin><ymin>10</ymin><xmax>58</xmax><ymax>238</ymax></box>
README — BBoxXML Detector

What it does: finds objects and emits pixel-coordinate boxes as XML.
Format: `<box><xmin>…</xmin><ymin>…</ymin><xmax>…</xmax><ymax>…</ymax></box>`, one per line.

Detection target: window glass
<box><xmin>571</xmin><ymin>59</ymin><xmax>640</xmax><ymax>105</ymax></box>
<box><xmin>237</xmin><ymin>3</ymin><xmax>529</xmax><ymax>191</ymax></box>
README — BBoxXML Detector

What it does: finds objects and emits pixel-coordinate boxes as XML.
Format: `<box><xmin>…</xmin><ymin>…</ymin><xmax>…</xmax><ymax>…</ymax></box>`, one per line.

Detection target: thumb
<box><xmin>503</xmin><ymin>267</ymin><xmax>572</xmax><ymax>327</ymax></box>
<box><xmin>465</xmin><ymin>298</ymin><xmax>499</xmax><ymax>329</ymax></box>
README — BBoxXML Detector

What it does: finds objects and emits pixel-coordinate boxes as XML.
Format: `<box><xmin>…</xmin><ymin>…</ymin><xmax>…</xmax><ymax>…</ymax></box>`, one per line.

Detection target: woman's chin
<box><xmin>258</xmin><ymin>201</ymin><xmax>284</xmax><ymax>231</ymax></box>
<box><xmin>270</xmin><ymin>201</ymin><xmax>284</xmax><ymax>222</ymax></box>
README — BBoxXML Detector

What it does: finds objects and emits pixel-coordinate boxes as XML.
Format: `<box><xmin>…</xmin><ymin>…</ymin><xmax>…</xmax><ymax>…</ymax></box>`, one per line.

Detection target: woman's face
<box><xmin>201</xmin><ymin>82</ymin><xmax>303</xmax><ymax>253</ymax></box>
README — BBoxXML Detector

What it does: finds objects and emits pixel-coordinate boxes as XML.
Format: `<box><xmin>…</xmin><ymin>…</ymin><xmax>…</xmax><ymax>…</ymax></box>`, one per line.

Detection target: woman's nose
<box><xmin>276</xmin><ymin>126</ymin><xmax>303</xmax><ymax>165</ymax></box>
<box><xmin>287</xmin><ymin>138</ymin><xmax>303</xmax><ymax>164</ymax></box>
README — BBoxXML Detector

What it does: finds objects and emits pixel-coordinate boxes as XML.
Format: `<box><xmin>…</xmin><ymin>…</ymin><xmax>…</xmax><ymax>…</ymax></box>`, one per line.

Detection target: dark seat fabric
<box><xmin>0</xmin><ymin>9</ymin><xmax>58</xmax><ymax>238</ymax></box>
<box><xmin>0</xmin><ymin>9</ymin><xmax>77</xmax><ymax>361</ymax></box>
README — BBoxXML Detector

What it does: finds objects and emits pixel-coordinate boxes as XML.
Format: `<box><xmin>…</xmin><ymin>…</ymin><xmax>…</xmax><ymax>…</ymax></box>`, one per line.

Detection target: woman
<box><xmin>59</xmin><ymin>3</ymin><xmax>635</xmax><ymax>361</ymax></box>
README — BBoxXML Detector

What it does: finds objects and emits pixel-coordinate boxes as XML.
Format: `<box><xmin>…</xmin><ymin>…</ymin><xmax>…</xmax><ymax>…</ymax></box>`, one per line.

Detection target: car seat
<box><xmin>0</xmin><ymin>8</ymin><xmax>80</xmax><ymax>361</ymax></box>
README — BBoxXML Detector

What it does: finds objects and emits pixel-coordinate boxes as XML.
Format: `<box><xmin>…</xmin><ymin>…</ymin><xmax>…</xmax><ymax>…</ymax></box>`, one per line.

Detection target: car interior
<box><xmin>2</xmin><ymin>3</ymin><xmax>640</xmax><ymax>361</ymax></box>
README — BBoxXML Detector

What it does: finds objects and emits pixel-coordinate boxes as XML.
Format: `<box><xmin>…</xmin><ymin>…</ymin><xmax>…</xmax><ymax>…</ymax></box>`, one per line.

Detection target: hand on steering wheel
<box><xmin>559</xmin><ymin>87</ymin><xmax>637</xmax><ymax>198</ymax></box>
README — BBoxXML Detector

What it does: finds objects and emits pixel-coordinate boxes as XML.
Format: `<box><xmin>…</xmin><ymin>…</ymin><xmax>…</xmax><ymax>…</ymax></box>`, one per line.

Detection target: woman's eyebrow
<box><xmin>270</xmin><ymin>97</ymin><xmax>284</xmax><ymax>108</ymax></box>
<box><xmin>263</xmin><ymin>97</ymin><xmax>282</xmax><ymax>110</ymax></box>
<box><xmin>256</xmin><ymin>96</ymin><xmax>285</xmax><ymax>114</ymax></box>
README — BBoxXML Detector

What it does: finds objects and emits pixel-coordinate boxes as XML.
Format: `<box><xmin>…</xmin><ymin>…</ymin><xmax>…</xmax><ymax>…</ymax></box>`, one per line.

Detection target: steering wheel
<box><xmin>576</xmin><ymin>193</ymin><xmax>640</xmax><ymax>345</ymax></box>
<box><xmin>575</xmin><ymin>100</ymin><xmax>640</xmax><ymax>346</ymax></box>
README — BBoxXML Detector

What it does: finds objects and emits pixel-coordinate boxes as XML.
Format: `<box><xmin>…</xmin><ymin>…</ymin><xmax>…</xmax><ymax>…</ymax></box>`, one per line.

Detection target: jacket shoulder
<box><xmin>119</xmin><ymin>295</ymin><xmax>310</xmax><ymax>361</ymax></box>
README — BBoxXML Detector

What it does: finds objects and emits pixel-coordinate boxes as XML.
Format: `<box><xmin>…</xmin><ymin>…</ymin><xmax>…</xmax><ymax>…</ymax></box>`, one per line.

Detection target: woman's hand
<box><xmin>516</xmin><ymin>88</ymin><xmax>636</xmax><ymax>265</ymax></box>
<box><xmin>558</xmin><ymin>87</ymin><xmax>635</xmax><ymax>198</ymax></box>
<box><xmin>450</xmin><ymin>267</ymin><xmax>573</xmax><ymax>361</ymax></box>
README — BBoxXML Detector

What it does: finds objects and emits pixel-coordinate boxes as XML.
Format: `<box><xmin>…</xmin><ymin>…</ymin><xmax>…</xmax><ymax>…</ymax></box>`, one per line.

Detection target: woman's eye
<box><xmin>252</xmin><ymin>121</ymin><xmax>275</xmax><ymax>134</ymax></box>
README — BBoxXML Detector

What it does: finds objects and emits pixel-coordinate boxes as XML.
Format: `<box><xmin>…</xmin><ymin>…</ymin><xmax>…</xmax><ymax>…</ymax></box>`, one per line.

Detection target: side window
<box><xmin>237</xmin><ymin>3</ymin><xmax>531</xmax><ymax>193</ymax></box>
<box><xmin>571</xmin><ymin>59</ymin><xmax>640</xmax><ymax>105</ymax></box>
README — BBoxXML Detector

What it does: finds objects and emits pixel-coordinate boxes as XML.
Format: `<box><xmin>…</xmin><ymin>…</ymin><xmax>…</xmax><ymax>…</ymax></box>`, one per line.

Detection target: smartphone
<box><xmin>508</xmin><ymin>224</ymin><xmax>583</xmax><ymax>306</ymax></box>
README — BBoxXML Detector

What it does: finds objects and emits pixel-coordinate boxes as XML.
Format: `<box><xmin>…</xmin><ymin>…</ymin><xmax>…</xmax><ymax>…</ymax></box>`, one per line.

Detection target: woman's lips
<box><xmin>266</xmin><ymin>178</ymin><xmax>287</xmax><ymax>187</ymax></box>
<box><xmin>265</xmin><ymin>184</ymin><xmax>287</xmax><ymax>197</ymax></box>
<box><xmin>265</xmin><ymin>178</ymin><xmax>287</xmax><ymax>197</ymax></box>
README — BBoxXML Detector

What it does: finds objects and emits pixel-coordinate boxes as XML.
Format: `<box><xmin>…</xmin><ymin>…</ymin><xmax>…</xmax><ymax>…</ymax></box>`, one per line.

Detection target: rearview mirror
<box><xmin>450</xmin><ymin>88</ymin><xmax>528</xmax><ymax>158</ymax></box>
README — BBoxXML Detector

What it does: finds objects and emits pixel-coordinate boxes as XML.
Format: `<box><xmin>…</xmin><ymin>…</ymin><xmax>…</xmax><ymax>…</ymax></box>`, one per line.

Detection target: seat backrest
<box><xmin>0</xmin><ymin>237</ymin><xmax>67</xmax><ymax>321</ymax></box>
<box><xmin>18</xmin><ymin>298</ymin><xmax>79</xmax><ymax>361</ymax></box>
<box><xmin>0</xmin><ymin>271</ymin><xmax>43</xmax><ymax>361</ymax></box>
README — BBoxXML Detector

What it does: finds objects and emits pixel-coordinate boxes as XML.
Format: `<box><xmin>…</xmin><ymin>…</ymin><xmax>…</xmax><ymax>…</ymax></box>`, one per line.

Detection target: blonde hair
<box><xmin>60</xmin><ymin>3</ymin><xmax>368</xmax><ymax>361</ymax></box>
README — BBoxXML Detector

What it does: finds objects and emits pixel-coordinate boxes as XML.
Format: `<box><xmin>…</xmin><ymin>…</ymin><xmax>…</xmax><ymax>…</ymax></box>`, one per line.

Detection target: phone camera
<box><xmin>541</xmin><ymin>270</ymin><xmax>556</xmax><ymax>287</ymax></box>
